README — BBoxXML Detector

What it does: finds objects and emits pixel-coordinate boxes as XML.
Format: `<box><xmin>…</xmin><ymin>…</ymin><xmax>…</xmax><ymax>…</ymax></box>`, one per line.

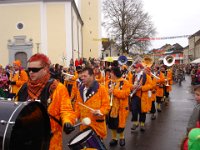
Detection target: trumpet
<box><xmin>165</xmin><ymin>78</ymin><xmax>170</xmax><ymax>86</ymax></box>
<box><xmin>62</xmin><ymin>71</ymin><xmax>75</xmax><ymax>81</ymax></box>
<box><xmin>109</xmin><ymin>80</ymin><xmax>115</xmax><ymax>106</ymax></box>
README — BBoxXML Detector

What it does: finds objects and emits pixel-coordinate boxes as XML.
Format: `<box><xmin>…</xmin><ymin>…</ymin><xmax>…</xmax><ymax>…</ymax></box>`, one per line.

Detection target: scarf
<box><xmin>27</xmin><ymin>73</ymin><xmax>50</xmax><ymax>100</ymax></box>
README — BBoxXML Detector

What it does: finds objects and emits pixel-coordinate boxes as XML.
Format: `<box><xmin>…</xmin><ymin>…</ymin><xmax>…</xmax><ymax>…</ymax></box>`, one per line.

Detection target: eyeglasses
<box><xmin>28</xmin><ymin>67</ymin><xmax>43</xmax><ymax>73</ymax></box>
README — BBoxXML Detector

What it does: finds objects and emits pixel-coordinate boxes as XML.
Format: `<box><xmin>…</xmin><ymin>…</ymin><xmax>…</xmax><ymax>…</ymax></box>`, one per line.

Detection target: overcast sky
<box><xmin>75</xmin><ymin>0</ymin><xmax>200</xmax><ymax>50</ymax></box>
<box><xmin>101</xmin><ymin>0</ymin><xmax>200</xmax><ymax>50</ymax></box>
<box><xmin>142</xmin><ymin>0</ymin><xmax>200</xmax><ymax>49</ymax></box>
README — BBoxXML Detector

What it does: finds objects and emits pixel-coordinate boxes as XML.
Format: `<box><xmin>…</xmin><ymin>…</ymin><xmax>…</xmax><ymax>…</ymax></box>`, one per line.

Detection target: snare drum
<box><xmin>0</xmin><ymin>100</ymin><xmax>51</xmax><ymax>150</ymax></box>
<box><xmin>68</xmin><ymin>128</ymin><xmax>107</xmax><ymax>150</ymax></box>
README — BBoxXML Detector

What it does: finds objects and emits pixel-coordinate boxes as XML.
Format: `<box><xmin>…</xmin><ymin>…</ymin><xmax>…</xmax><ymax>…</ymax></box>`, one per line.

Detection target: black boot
<box><xmin>109</xmin><ymin>139</ymin><xmax>118</xmax><ymax>146</ymax></box>
<box><xmin>119</xmin><ymin>138</ymin><xmax>125</xmax><ymax>146</ymax></box>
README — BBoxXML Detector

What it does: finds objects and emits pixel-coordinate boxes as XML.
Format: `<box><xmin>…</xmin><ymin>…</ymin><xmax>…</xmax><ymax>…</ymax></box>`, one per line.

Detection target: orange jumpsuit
<box><xmin>105</xmin><ymin>78</ymin><xmax>130</xmax><ymax>128</ymax></box>
<box><xmin>10</xmin><ymin>70</ymin><xmax>28</xmax><ymax>95</ymax></box>
<box><xmin>155</xmin><ymin>71</ymin><xmax>165</xmax><ymax>97</ymax></box>
<box><xmin>150</xmin><ymin>75</ymin><xmax>157</xmax><ymax>102</ymax></box>
<box><xmin>64</xmin><ymin>71</ymin><xmax>78</xmax><ymax>97</ymax></box>
<box><xmin>48</xmin><ymin>83</ymin><xmax>76</xmax><ymax>150</ymax></box>
<box><xmin>95</xmin><ymin>73</ymin><xmax>104</xmax><ymax>84</ymax></box>
<box><xmin>132</xmin><ymin>73</ymin><xmax>153</xmax><ymax>113</ymax></box>
<box><xmin>74</xmin><ymin>81</ymin><xmax>110</xmax><ymax>139</ymax></box>
<box><xmin>166</xmin><ymin>69</ymin><xmax>173</xmax><ymax>92</ymax></box>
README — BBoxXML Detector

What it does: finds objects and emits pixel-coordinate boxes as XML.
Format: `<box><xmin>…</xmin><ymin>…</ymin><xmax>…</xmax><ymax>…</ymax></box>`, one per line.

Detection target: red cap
<box><xmin>135</xmin><ymin>63</ymin><xmax>144</xmax><ymax>69</ymax></box>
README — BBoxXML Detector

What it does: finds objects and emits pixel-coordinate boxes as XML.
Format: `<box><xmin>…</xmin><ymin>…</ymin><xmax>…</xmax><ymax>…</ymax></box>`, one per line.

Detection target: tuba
<box><xmin>118</xmin><ymin>55</ymin><xmax>128</xmax><ymax>66</ymax></box>
<box><xmin>163</xmin><ymin>55</ymin><xmax>175</xmax><ymax>67</ymax></box>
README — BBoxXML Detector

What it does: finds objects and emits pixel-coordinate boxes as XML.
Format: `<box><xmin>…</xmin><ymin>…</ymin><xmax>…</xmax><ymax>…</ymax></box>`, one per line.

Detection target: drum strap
<box><xmin>18</xmin><ymin>79</ymin><xmax>54</xmax><ymax>106</ymax></box>
<box><xmin>48</xmin><ymin>113</ymin><xmax>62</xmax><ymax>126</ymax></box>
<box><xmin>18</xmin><ymin>79</ymin><xmax>63</xmax><ymax>126</ymax></box>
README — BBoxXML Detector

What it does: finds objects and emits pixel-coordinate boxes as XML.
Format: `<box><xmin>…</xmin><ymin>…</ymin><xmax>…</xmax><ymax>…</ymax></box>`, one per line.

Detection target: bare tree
<box><xmin>102</xmin><ymin>0</ymin><xmax>156</xmax><ymax>54</ymax></box>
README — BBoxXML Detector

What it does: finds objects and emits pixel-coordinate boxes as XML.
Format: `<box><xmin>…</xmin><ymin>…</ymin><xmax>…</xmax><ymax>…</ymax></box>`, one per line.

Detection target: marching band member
<box><xmin>154</xmin><ymin>65</ymin><xmax>165</xmax><ymax>112</ymax></box>
<box><xmin>120</xmin><ymin>64</ymin><xmax>129</xmax><ymax>80</ymax></box>
<box><xmin>162</xmin><ymin>65</ymin><xmax>173</xmax><ymax>105</ymax></box>
<box><xmin>8</xmin><ymin>60</ymin><xmax>28</xmax><ymax>99</ymax></box>
<box><xmin>130</xmin><ymin>63</ymin><xmax>152</xmax><ymax>132</ymax></box>
<box><xmin>93</xmin><ymin>64</ymin><xmax>104</xmax><ymax>84</ymax></box>
<box><xmin>17</xmin><ymin>53</ymin><xmax>76</xmax><ymax>150</ymax></box>
<box><xmin>64</xmin><ymin>64</ymin><xmax>78</xmax><ymax>97</ymax></box>
<box><xmin>128</xmin><ymin>65</ymin><xmax>136</xmax><ymax>84</ymax></box>
<box><xmin>104</xmin><ymin>68</ymin><xmax>111</xmax><ymax>84</ymax></box>
<box><xmin>105</xmin><ymin>67</ymin><xmax>130</xmax><ymax>147</ymax></box>
<box><xmin>146</xmin><ymin>67</ymin><xmax>157</xmax><ymax>120</ymax></box>
<box><xmin>70</xmin><ymin>65</ymin><xmax>83</xmax><ymax>108</ymax></box>
<box><xmin>74</xmin><ymin>67</ymin><xmax>110</xmax><ymax>139</ymax></box>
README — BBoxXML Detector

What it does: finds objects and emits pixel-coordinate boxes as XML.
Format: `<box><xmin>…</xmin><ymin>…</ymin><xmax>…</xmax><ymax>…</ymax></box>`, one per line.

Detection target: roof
<box><xmin>196</xmin><ymin>38</ymin><xmax>200</xmax><ymax>45</ymax></box>
<box><xmin>189</xmin><ymin>30</ymin><xmax>200</xmax><ymax>39</ymax></box>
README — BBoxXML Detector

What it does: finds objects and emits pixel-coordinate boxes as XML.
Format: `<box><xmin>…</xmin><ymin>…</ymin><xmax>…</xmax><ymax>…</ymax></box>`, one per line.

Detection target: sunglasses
<box><xmin>28</xmin><ymin>67</ymin><xmax>43</xmax><ymax>73</ymax></box>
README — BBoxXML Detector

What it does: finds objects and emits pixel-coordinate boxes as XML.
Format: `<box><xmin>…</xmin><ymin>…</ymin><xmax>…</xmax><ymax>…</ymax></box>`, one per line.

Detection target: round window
<box><xmin>17</xmin><ymin>23</ymin><xmax>24</xmax><ymax>30</ymax></box>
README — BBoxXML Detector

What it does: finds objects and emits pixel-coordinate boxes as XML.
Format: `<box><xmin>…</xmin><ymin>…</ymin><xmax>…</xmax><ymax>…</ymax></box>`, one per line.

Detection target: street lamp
<box><xmin>36</xmin><ymin>43</ymin><xmax>40</xmax><ymax>53</ymax></box>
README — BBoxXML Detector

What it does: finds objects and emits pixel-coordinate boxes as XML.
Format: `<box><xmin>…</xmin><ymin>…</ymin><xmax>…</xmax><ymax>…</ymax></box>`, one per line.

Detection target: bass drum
<box><xmin>0</xmin><ymin>100</ymin><xmax>51</xmax><ymax>150</ymax></box>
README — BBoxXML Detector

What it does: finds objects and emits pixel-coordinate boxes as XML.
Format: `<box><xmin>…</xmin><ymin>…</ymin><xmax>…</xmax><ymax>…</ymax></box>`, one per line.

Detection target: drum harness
<box><xmin>18</xmin><ymin>78</ymin><xmax>62</xmax><ymax>126</ymax></box>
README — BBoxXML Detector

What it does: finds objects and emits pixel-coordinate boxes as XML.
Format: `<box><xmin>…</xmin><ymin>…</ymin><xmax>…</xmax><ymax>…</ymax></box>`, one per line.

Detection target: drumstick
<box><xmin>74</xmin><ymin>117</ymin><xmax>91</xmax><ymax>127</ymax></box>
<box><xmin>78</xmin><ymin>102</ymin><xmax>103</xmax><ymax>116</ymax></box>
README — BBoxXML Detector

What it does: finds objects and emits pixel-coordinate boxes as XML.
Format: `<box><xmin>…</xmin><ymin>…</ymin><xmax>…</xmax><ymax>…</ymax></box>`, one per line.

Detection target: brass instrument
<box><xmin>142</xmin><ymin>56</ymin><xmax>162</xmax><ymax>79</ymax></box>
<box><xmin>150</xmin><ymin>72</ymin><xmax>160</xmax><ymax>80</ymax></box>
<box><xmin>130</xmin><ymin>74</ymin><xmax>143</xmax><ymax>97</ymax></box>
<box><xmin>163</xmin><ymin>55</ymin><xmax>175</xmax><ymax>86</ymax></box>
<box><xmin>142</xmin><ymin>57</ymin><xmax>153</xmax><ymax>68</ymax></box>
<box><xmin>109</xmin><ymin>80</ymin><xmax>114</xmax><ymax>106</ymax></box>
<box><xmin>128</xmin><ymin>56</ymin><xmax>141</xmax><ymax>72</ymax></box>
<box><xmin>163</xmin><ymin>55</ymin><xmax>175</xmax><ymax>67</ymax></box>
<box><xmin>118</xmin><ymin>55</ymin><xmax>128</xmax><ymax>66</ymax></box>
<box><xmin>165</xmin><ymin>79</ymin><xmax>170</xmax><ymax>86</ymax></box>
<box><xmin>62</xmin><ymin>71</ymin><xmax>75</xmax><ymax>81</ymax></box>
<box><xmin>130</xmin><ymin>56</ymin><xmax>153</xmax><ymax>97</ymax></box>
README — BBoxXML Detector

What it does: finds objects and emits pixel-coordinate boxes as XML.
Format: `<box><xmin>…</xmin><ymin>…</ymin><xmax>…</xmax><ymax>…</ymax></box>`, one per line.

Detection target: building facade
<box><xmin>183</xmin><ymin>46</ymin><xmax>189</xmax><ymax>64</ymax></box>
<box><xmin>77</xmin><ymin>0</ymin><xmax>102</xmax><ymax>59</ymax></box>
<box><xmin>188</xmin><ymin>30</ymin><xmax>200</xmax><ymax>61</ymax></box>
<box><xmin>0</xmin><ymin>0</ymin><xmax>84</xmax><ymax>67</ymax></box>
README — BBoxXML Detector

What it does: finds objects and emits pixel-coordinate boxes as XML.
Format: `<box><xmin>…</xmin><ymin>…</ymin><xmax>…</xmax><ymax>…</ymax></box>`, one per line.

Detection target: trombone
<box><xmin>130</xmin><ymin>56</ymin><xmax>154</xmax><ymax>97</ymax></box>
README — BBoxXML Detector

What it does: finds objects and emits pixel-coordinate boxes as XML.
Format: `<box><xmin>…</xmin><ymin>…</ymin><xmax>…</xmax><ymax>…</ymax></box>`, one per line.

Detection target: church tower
<box><xmin>78</xmin><ymin>0</ymin><xmax>102</xmax><ymax>58</ymax></box>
